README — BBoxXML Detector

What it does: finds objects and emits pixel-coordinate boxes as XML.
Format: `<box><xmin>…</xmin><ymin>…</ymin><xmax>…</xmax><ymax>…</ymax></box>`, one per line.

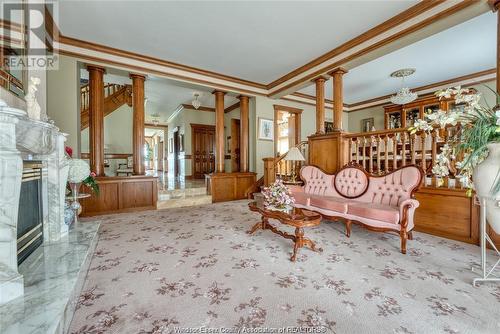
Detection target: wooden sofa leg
<box><xmin>345</xmin><ymin>220</ymin><xmax>351</xmax><ymax>237</ymax></box>
<box><xmin>408</xmin><ymin>231</ymin><xmax>413</xmax><ymax>240</ymax></box>
<box><xmin>400</xmin><ymin>230</ymin><xmax>407</xmax><ymax>254</ymax></box>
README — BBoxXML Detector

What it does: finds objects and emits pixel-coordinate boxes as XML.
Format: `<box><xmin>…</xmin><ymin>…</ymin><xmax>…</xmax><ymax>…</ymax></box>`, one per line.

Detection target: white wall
<box><xmin>253</xmin><ymin>95</ymin><xmax>349</xmax><ymax>177</ymax></box>
<box><xmin>47</xmin><ymin>55</ymin><xmax>80</xmax><ymax>154</ymax></box>
<box><xmin>81</xmin><ymin>104</ymin><xmax>133</xmax><ymax>153</ymax></box>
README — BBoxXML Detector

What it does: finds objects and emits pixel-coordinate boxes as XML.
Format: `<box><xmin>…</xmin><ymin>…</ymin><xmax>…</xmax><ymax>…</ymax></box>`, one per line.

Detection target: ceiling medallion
<box><xmin>192</xmin><ymin>93</ymin><xmax>201</xmax><ymax>109</ymax></box>
<box><xmin>390</xmin><ymin>68</ymin><xmax>418</xmax><ymax>105</ymax></box>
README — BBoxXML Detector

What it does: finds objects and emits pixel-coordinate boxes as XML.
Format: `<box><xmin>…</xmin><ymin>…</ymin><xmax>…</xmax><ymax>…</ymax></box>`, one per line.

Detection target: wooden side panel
<box><xmin>308</xmin><ymin>134</ymin><xmax>340</xmax><ymax>174</ymax></box>
<box><xmin>81</xmin><ymin>176</ymin><xmax>157</xmax><ymax>216</ymax></box>
<box><xmin>207</xmin><ymin>172</ymin><xmax>256</xmax><ymax>203</ymax></box>
<box><xmin>414</xmin><ymin>187</ymin><xmax>477</xmax><ymax>244</ymax></box>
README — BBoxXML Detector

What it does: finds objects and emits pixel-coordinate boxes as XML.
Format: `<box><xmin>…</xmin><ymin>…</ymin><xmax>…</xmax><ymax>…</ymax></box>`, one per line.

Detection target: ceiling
<box><xmin>298</xmin><ymin>12</ymin><xmax>497</xmax><ymax>104</ymax></box>
<box><xmin>144</xmin><ymin>76</ymin><xmax>238</xmax><ymax>123</ymax></box>
<box><xmin>81</xmin><ymin>69</ymin><xmax>239</xmax><ymax>123</ymax></box>
<box><xmin>57</xmin><ymin>0</ymin><xmax>418</xmax><ymax>84</ymax></box>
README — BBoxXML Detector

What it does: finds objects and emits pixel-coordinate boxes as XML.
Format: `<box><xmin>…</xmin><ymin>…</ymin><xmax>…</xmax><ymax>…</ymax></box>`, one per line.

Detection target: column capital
<box><xmin>237</xmin><ymin>95</ymin><xmax>250</xmax><ymax>101</ymax></box>
<box><xmin>489</xmin><ymin>0</ymin><xmax>500</xmax><ymax>11</ymax></box>
<box><xmin>212</xmin><ymin>90</ymin><xmax>227</xmax><ymax>96</ymax></box>
<box><xmin>329</xmin><ymin>67</ymin><xmax>349</xmax><ymax>76</ymax></box>
<box><xmin>129</xmin><ymin>73</ymin><xmax>147</xmax><ymax>81</ymax></box>
<box><xmin>86</xmin><ymin>64</ymin><xmax>106</xmax><ymax>74</ymax></box>
<box><xmin>311</xmin><ymin>75</ymin><xmax>329</xmax><ymax>83</ymax></box>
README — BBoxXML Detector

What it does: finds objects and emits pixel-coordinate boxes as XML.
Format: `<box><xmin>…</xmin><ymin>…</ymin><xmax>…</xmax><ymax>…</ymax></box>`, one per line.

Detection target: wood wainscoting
<box><xmin>81</xmin><ymin>175</ymin><xmax>157</xmax><ymax>216</ymax></box>
<box><xmin>205</xmin><ymin>172</ymin><xmax>256</xmax><ymax>203</ymax></box>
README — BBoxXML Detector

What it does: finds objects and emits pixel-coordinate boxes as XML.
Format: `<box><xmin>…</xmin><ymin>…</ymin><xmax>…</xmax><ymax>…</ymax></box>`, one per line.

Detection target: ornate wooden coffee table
<box><xmin>248</xmin><ymin>201</ymin><xmax>323</xmax><ymax>261</ymax></box>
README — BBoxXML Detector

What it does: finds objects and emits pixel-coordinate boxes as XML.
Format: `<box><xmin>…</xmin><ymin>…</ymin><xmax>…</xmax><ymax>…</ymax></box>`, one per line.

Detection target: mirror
<box><xmin>0</xmin><ymin>2</ymin><xmax>27</xmax><ymax>97</ymax></box>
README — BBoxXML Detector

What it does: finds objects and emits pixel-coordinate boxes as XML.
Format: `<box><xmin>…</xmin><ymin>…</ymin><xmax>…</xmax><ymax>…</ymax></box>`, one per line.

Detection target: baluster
<box><xmin>362</xmin><ymin>136</ymin><xmax>367</xmax><ymax>170</ymax></box>
<box><xmin>401</xmin><ymin>132</ymin><xmax>407</xmax><ymax>167</ymax></box>
<box><xmin>384</xmin><ymin>135</ymin><xmax>389</xmax><ymax>173</ymax></box>
<box><xmin>368</xmin><ymin>136</ymin><xmax>374</xmax><ymax>173</ymax></box>
<box><xmin>431</xmin><ymin>129</ymin><xmax>437</xmax><ymax>187</ymax></box>
<box><xmin>348</xmin><ymin>138</ymin><xmax>353</xmax><ymax>163</ymax></box>
<box><xmin>420</xmin><ymin>132</ymin><xmax>427</xmax><ymax>173</ymax></box>
<box><xmin>392</xmin><ymin>133</ymin><xmax>398</xmax><ymax>171</ymax></box>
<box><xmin>411</xmin><ymin>133</ymin><xmax>416</xmax><ymax>165</ymax></box>
<box><xmin>376</xmin><ymin>135</ymin><xmax>381</xmax><ymax>174</ymax></box>
<box><xmin>442</xmin><ymin>128</ymin><xmax>450</xmax><ymax>188</ymax></box>
<box><xmin>355</xmin><ymin>138</ymin><xmax>359</xmax><ymax>165</ymax></box>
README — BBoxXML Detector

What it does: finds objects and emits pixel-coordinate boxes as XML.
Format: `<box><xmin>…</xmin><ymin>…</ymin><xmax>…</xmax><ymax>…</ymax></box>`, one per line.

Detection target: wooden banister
<box><xmin>345</xmin><ymin>124</ymin><xmax>463</xmax><ymax>189</ymax></box>
<box><xmin>80</xmin><ymin>83</ymin><xmax>132</xmax><ymax>130</ymax></box>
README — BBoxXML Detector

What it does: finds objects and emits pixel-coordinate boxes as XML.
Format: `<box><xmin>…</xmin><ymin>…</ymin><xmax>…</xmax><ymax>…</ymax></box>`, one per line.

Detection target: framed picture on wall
<box><xmin>361</xmin><ymin>117</ymin><xmax>375</xmax><ymax>132</ymax></box>
<box><xmin>258</xmin><ymin>118</ymin><xmax>273</xmax><ymax>141</ymax></box>
<box><xmin>324</xmin><ymin>121</ymin><xmax>334</xmax><ymax>133</ymax></box>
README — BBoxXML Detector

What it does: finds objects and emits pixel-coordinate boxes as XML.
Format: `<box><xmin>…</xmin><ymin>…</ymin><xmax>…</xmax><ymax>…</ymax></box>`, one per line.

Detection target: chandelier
<box><xmin>192</xmin><ymin>93</ymin><xmax>201</xmax><ymax>109</ymax></box>
<box><xmin>151</xmin><ymin>112</ymin><xmax>160</xmax><ymax>126</ymax></box>
<box><xmin>390</xmin><ymin>68</ymin><xmax>418</xmax><ymax>105</ymax></box>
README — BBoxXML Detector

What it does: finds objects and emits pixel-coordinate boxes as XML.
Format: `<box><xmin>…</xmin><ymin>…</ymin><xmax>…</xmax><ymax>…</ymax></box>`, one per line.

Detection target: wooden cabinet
<box><xmin>384</xmin><ymin>95</ymin><xmax>451</xmax><ymax>129</ymax></box>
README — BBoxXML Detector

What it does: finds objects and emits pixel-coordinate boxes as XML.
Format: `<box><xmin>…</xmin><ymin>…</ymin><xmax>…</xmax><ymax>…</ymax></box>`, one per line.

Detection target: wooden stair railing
<box><xmin>80</xmin><ymin>83</ymin><xmax>132</xmax><ymax>130</ymax></box>
<box><xmin>345</xmin><ymin>124</ymin><xmax>464</xmax><ymax>189</ymax></box>
<box><xmin>245</xmin><ymin>141</ymin><xmax>308</xmax><ymax>199</ymax></box>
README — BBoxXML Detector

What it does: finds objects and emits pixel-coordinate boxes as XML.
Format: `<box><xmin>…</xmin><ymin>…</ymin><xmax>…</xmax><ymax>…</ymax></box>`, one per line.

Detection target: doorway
<box><xmin>191</xmin><ymin>123</ymin><xmax>215</xmax><ymax>178</ymax></box>
<box><xmin>273</xmin><ymin>105</ymin><xmax>302</xmax><ymax>156</ymax></box>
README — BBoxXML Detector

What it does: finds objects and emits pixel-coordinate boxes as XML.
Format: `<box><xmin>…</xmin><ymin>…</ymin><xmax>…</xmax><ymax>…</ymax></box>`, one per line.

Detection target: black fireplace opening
<box><xmin>17</xmin><ymin>161</ymin><xmax>44</xmax><ymax>265</ymax></box>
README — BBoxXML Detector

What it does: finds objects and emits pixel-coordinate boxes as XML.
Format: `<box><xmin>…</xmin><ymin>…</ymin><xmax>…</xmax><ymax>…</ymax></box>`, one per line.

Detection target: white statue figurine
<box><xmin>25</xmin><ymin>76</ymin><xmax>41</xmax><ymax>121</ymax></box>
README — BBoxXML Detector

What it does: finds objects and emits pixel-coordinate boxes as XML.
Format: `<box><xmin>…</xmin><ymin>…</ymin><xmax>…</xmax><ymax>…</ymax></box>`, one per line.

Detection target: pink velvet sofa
<box><xmin>289</xmin><ymin>162</ymin><xmax>423</xmax><ymax>254</ymax></box>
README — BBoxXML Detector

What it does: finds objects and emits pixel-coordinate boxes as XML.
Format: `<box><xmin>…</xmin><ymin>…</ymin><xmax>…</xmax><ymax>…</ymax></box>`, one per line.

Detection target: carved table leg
<box><xmin>290</xmin><ymin>227</ymin><xmax>304</xmax><ymax>261</ymax></box>
<box><xmin>247</xmin><ymin>216</ymin><xmax>268</xmax><ymax>234</ymax></box>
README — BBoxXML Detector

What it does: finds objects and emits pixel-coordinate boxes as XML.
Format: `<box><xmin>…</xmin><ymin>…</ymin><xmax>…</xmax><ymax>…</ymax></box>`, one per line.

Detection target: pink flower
<box><xmin>90</xmin><ymin>172</ymin><xmax>96</xmax><ymax>177</ymax></box>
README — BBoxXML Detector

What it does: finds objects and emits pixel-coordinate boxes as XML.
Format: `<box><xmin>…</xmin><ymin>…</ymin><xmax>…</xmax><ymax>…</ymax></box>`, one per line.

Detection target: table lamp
<box><xmin>284</xmin><ymin>147</ymin><xmax>306</xmax><ymax>182</ymax></box>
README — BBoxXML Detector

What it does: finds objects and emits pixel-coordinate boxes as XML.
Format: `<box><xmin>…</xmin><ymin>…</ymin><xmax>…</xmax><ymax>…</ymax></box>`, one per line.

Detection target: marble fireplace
<box><xmin>0</xmin><ymin>99</ymin><xmax>69</xmax><ymax>305</ymax></box>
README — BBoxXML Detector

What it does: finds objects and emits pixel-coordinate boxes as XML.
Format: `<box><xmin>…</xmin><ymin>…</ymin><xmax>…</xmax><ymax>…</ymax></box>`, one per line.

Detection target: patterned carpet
<box><xmin>70</xmin><ymin>200</ymin><xmax>500</xmax><ymax>334</ymax></box>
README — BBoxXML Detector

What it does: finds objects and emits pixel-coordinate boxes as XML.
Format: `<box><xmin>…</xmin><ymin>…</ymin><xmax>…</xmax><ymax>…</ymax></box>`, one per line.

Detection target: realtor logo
<box><xmin>1</xmin><ymin>0</ymin><xmax>59</xmax><ymax>70</ymax></box>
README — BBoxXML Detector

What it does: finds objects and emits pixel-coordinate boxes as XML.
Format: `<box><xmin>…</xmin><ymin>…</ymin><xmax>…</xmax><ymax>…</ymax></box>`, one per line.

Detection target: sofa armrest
<box><xmin>399</xmin><ymin>199</ymin><xmax>420</xmax><ymax>230</ymax></box>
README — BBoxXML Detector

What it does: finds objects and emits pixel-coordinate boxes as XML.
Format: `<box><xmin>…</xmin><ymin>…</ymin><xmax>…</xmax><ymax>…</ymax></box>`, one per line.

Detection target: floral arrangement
<box><xmin>261</xmin><ymin>179</ymin><xmax>295</xmax><ymax>210</ymax></box>
<box><xmin>409</xmin><ymin>86</ymin><xmax>500</xmax><ymax>196</ymax></box>
<box><xmin>65</xmin><ymin>146</ymin><xmax>100</xmax><ymax>195</ymax></box>
<box><xmin>68</xmin><ymin>159</ymin><xmax>91</xmax><ymax>183</ymax></box>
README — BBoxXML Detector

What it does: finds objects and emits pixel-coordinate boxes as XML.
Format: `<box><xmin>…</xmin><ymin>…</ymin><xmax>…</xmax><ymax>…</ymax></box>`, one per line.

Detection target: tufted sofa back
<box><xmin>334</xmin><ymin>167</ymin><xmax>369</xmax><ymax>198</ymax></box>
<box><xmin>300</xmin><ymin>165</ymin><xmax>339</xmax><ymax>197</ymax></box>
<box><xmin>356</xmin><ymin>166</ymin><xmax>422</xmax><ymax>207</ymax></box>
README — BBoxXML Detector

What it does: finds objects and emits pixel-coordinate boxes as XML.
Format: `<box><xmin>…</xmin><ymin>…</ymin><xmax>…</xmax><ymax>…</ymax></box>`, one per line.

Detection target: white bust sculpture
<box><xmin>25</xmin><ymin>76</ymin><xmax>41</xmax><ymax>121</ymax></box>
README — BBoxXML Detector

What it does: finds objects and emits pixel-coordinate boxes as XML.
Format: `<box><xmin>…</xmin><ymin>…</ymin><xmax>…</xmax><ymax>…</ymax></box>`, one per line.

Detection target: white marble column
<box><xmin>45</xmin><ymin>133</ymin><xmax>69</xmax><ymax>242</ymax></box>
<box><xmin>0</xmin><ymin>103</ymin><xmax>25</xmax><ymax>304</ymax></box>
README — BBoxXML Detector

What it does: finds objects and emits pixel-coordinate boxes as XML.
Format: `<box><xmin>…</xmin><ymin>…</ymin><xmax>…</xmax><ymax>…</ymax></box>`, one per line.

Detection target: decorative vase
<box><xmin>473</xmin><ymin>142</ymin><xmax>500</xmax><ymax>234</ymax></box>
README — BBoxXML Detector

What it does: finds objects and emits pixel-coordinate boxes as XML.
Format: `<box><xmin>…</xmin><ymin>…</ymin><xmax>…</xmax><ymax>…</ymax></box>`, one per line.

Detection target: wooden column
<box><xmin>314</xmin><ymin>77</ymin><xmax>327</xmax><ymax>134</ymax></box>
<box><xmin>130</xmin><ymin>73</ymin><xmax>146</xmax><ymax>175</ymax></box>
<box><xmin>87</xmin><ymin>65</ymin><xmax>105</xmax><ymax>176</ymax></box>
<box><xmin>330</xmin><ymin>68</ymin><xmax>348</xmax><ymax>131</ymax></box>
<box><xmin>239</xmin><ymin>95</ymin><xmax>250</xmax><ymax>172</ymax></box>
<box><xmin>214</xmin><ymin>90</ymin><xmax>226</xmax><ymax>173</ymax></box>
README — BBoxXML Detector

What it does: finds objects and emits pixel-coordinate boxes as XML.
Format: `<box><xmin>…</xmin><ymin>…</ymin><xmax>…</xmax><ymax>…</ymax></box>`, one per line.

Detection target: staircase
<box><xmin>246</xmin><ymin>141</ymin><xmax>309</xmax><ymax>198</ymax></box>
<box><xmin>80</xmin><ymin>83</ymin><xmax>132</xmax><ymax>130</ymax></box>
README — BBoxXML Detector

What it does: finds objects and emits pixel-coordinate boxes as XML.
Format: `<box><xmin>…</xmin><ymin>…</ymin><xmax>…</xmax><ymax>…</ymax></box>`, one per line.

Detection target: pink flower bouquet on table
<box><xmin>261</xmin><ymin>179</ymin><xmax>295</xmax><ymax>211</ymax></box>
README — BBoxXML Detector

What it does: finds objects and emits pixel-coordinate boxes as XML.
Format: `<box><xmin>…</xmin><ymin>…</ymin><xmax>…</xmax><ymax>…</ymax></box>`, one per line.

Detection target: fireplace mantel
<box><xmin>0</xmin><ymin>99</ymin><xmax>69</xmax><ymax>305</ymax></box>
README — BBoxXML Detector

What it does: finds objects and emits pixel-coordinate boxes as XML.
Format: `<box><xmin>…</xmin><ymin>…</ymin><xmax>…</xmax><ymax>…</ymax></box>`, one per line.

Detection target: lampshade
<box><xmin>284</xmin><ymin>147</ymin><xmax>305</xmax><ymax>161</ymax></box>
